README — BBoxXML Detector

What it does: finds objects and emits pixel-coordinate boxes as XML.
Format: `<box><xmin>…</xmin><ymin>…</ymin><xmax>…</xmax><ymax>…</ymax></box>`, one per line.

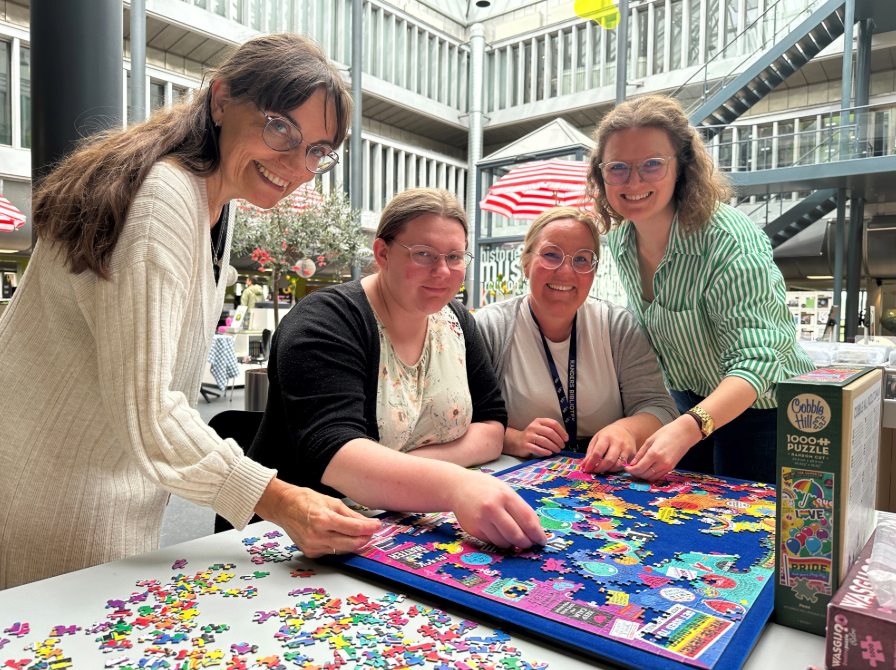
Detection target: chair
<box><xmin>208</xmin><ymin>410</ymin><xmax>264</xmax><ymax>534</ymax></box>
<box><xmin>228</xmin><ymin>335</ymin><xmax>251</xmax><ymax>401</ymax></box>
<box><xmin>262</xmin><ymin>328</ymin><xmax>272</xmax><ymax>359</ymax></box>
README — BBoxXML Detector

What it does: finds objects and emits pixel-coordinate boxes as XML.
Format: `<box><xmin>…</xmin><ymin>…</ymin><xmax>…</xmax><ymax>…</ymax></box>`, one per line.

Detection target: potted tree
<box><xmin>231</xmin><ymin>183</ymin><xmax>369</xmax><ymax>328</ymax></box>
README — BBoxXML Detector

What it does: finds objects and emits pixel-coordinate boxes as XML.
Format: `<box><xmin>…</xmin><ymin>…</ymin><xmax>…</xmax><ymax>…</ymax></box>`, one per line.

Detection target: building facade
<box><xmin>1</xmin><ymin>0</ymin><xmax>894</xmax><ymax>327</ymax></box>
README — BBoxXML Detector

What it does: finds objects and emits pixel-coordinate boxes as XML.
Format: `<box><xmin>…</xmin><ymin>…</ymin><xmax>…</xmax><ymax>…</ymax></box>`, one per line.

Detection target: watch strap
<box><xmin>686</xmin><ymin>407</ymin><xmax>714</xmax><ymax>439</ymax></box>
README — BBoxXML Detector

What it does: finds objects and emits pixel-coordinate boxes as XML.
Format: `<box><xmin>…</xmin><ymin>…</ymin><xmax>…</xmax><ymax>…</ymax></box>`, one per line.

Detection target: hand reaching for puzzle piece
<box><xmin>254</xmin><ymin>477</ymin><xmax>381</xmax><ymax>558</ymax></box>
<box><xmin>450</xmin><ymin>470</ymin><xmax>548</xmax><ymax>550</ymax></box>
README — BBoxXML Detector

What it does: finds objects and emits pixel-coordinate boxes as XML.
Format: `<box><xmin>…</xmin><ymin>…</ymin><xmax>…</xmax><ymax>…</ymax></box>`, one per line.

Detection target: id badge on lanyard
<box><xmin>528</xmin><ymin>303</ymin><xmax>577</xmax><ymax>450</ymax></box>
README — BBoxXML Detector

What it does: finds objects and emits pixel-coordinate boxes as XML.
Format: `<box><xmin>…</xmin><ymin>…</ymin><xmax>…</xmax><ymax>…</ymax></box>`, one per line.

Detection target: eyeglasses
<box><xmin>597</xmin><ymin>156</ymin><xmax>676</xmax><ymax>186</ymax></box>
<box><xmin>536</xmin><ymin>244</ymin><xmax>598</xmax><ymax>274</ymax></box>
<box><xmin>262</xmin><ymin>113</ymin><xmax>340</xmax><ymax>174</ymax></box>
<box><xmin>395</xmin><ymin>243</ymin><xmax>473</xmax><ymax>269</ymax></box>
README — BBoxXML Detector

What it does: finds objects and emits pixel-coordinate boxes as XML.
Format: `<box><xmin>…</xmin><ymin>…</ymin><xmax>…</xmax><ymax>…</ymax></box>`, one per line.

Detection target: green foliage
<box><xmin>231</xmin><ymin>184</ymin><xmax>369</xmax><ymax>278</ymax></box>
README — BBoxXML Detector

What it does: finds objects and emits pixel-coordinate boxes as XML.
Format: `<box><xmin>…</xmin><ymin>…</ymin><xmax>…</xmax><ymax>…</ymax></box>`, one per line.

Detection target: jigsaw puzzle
<box><xmin>335</xmin><ymin>453</ymin><xmax>777</xmax><ymax>670</ymax></box>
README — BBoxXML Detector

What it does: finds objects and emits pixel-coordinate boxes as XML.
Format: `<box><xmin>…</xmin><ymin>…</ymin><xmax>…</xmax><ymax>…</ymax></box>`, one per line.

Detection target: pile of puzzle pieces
<box><xmin>2</xmin><ymin>531</ymin><xmax>549</xmax><ymax>670</ymax></box>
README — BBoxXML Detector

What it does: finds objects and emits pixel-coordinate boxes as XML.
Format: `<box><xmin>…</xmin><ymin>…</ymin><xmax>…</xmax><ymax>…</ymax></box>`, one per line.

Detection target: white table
<box><xmin>0</xmin><ymin>457</ymin><xmax>827</xmax><ymax>670</ymax></box>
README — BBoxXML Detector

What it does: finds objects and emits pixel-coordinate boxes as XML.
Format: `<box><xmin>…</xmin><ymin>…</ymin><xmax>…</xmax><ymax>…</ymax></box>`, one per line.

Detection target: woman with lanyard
<box><xmin>477</xmin><ymin>207</ymin><xmax>678</xmax><ymax>472</ymax></box>
<box><xmin>586</xmin><ymin>95</ymin><xmax>814</xmax><ymax>485</ymax></box>
<box><xmin>0</xmin><ymin>34</ymin><xmax>380</xmax><ymax>590</ymax></box>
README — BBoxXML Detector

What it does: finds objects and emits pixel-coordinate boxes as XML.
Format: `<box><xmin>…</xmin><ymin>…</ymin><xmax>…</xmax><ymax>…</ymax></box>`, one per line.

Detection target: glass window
<box><xmin>604</xmin><ymin>26</ymin><xmax>616</xmax><ymax>85</ymax></box>
<box><xmin>149</xmin><ymin>81</ymin><xmax>165</xmax><ymax>113</ymax></box>
<box><xmin>194</xmin><ymin>0</ymin><xmax>207</xmax><ymax>9</ymax></box>
<box><xmin>549</xmin><ymin>34</ymin><xmax>558</xmax><ymax>98</ymax></box>
<box><xmin>591</xmin><ymin>25</ymin><xmax>602</xmax><ymax>87</ymax></box>
<box><xmin>777</xmin><ymin>121</ymin><xmax>794</xmax><ymax>167</ymax></box>
<box><xmin>872</xmin><ymin>110</ymin><xmax>891</xmax><ymax>157</ymax></box>
<box><xmin>19</xmin><ymin>45</ymin><xmax>29</xmax><ymax>149</ymax></box>
<box><xmin>744</xmin><ymin>0</ymin><xmax>759</xmax><ymax>54</ymax></box>
<box><xmin>737</xmin><ymin>125</ymin><xmax>751</xmax><ymax>170</ymax></box>
<box><xmin>512</xmin><ymin>44</ymin><xmax>521</xmax><ymax>105</ymax></box>
<box><xmin>486</xmin><ymin>51</ymin><xmax>496</xmax><ymax>113</ymax></box>
<box><xmin>798</xmin><ymin>117</ymin><xmax>818</xmax><ymax>164</ymax></box>
<box><xmin>688</xmin><ymin>0</ymin><xmax>701</xmax><ymax>66</ymax></box>
<box><xmin>576</xmin><ymin>27</ymin><xmax>586</xmax><ymax>91</ymax></box>
<box><xmin>416</xmin><ymin>32</ymin><xmax>425</xmax><ymax>95</ymax></box>
<box><xmin>725</xmin><ymin>0</ymin><xmax>739</xmax><ymax>49</ymax></box>
<box><xmin>231</xmin><ymin>0</ymin><xmax>243</xmax><ymax>22</ymax></box>
<box><xmin>433</xmin><ymin>36</ymin><xmax>441</xmax><ymax>101</ymax></box>
<box><xmin>670</xmin><ymin>1</ymin><xmax>683</xmax><ymax>70</ymax></box>
<box><xmin>210</xmin><ymin>0</ymin><xmax>225</xmax><ymax>15</ymax></box>
<box><xmin>536</xmin><ymin>39</ymin><xmax>545</xmax><ymax>100</ymax></box>
<box><xmin>558</xmin><ymin>30</ymin><xmax>569</xmax><ymax>95</ymax></box>
<box><xmin>249</xmin><ymin>0</ymin><xmax>263</xmax><ymax>30</ymax></box>
<box><xmin>637</xmin><ymin>9</ymin><xmax>648</xmax><ymax>78</ymax></box>
<box><xmin>171</xmin><ymin>86</ymin><xmax>187</xmax><ymax>105</ymax></box>
<box><xmin>499</xmin><ymin>47</ymin><xmax>509</xmax><ymax>108</ymax></box>
<box><xmin>718</xmin><ymin>128</ymin><xmax>733</xmax><ymax>170</ymax></box>
<box><xmin>0</xmin><ymin>41</ymin><xmax>9</xmax><ymax>145</ymax></box>
<box><xmin>524</xmin><ymin>40</ymin><xmax>533</xmax><ymax>103</ymax></box>
<box><xmin>756</xmin><ymin>123</ymin><xmax>774</xmax><ymax>170</ymax></box>
<box><xmin>654</xmin><ymin>5</ymin><xmax>665</xmax><ymax>74</ymax></box>
<box><xmin>707</xmin><ymin>0</ymin><xmax>719</xmax><ymax>60</ymax></box>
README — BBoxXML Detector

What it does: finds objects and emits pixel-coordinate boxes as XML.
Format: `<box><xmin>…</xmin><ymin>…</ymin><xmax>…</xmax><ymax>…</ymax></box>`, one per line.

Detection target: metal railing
<box><xmin>671</xmin><ymin>0</ymin><xmax>832</xmax><ymax>117</ymax></box>
<box><xmin>706</xmin><ymin>104</ymin><xmax>895</xmax><ymax>173</ymax></box>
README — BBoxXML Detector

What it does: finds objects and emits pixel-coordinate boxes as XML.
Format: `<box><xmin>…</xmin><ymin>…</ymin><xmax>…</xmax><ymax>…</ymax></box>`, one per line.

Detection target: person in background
<box><xmin>247</xmin><ymin>188</ymin><xmax>547</xmax><ymax>551</ymax></box>
<box><xmin>241</xmin><ymin>275</ymin><xmax>265</xmax><ymax>311</ymax></box>
<box><xmin>476</xmin><ymin>207</ymin><xmax>678</xmax><ymax>473</ymax></box>
<box><xmin>586</xmin><ymin>95</ymin><xmax>814</xmax><ymax>485</ymax></box>
<box><xmin>0</xmin><ymin>34</ymin><xmax>380</xmax><ymax>590</ymax></box>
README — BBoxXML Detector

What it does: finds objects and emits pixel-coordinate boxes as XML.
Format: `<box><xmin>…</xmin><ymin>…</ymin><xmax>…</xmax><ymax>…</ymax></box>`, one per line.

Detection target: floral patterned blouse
<box><xmin>372</xmin><ymin>304</ymin><xmax>473</xmax><ymax>452</ymax></box>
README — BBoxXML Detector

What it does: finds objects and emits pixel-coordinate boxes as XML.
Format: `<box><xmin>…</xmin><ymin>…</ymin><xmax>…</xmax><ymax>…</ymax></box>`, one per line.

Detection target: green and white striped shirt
<box><xmin>607</xmin><ymin>203</ymin><xmax>815</xmax><ymax>410</ymax></box>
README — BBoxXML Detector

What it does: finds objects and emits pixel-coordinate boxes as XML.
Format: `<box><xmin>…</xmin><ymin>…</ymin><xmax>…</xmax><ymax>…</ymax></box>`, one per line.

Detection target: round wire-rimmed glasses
<box><xmin>394</xmin><ymin>243</ymin><xmax>473</xmax><ymax>269</ymax></box>
<box><xmin>597</xmin><ymin>156</ymin><xmax>676</xmax><ymax>185</ymax></box>
<box><xmin>537</xmin><ymin>244</ymin><xmax>598</xmax><ymax>274</ymax></box>
<box><xmin>261</xmin><ymin>113</ymin><xmax>339</xmax><ymax>174</ymax></box>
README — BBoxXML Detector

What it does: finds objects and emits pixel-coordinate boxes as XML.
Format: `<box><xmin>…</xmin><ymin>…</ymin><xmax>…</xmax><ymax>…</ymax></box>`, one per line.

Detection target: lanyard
<box><xmin>528</xmin><ymin>302</ymin><xmax>577</xmax><ymax>449</ymax></box>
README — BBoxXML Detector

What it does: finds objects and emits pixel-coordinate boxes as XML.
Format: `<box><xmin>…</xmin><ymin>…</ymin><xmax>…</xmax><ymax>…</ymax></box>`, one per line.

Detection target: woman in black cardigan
<box><xmin>249</xmin><ymin>189</ymin><xmax>546</xmax><ymax>552</ymax></box>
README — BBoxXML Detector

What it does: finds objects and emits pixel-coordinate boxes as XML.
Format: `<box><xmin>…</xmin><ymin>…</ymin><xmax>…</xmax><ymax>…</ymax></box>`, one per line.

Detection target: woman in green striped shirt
<box><xmin>585</xmin><ymin>95</ymin><xmax>814</xmax><ymax>485</ymax></box>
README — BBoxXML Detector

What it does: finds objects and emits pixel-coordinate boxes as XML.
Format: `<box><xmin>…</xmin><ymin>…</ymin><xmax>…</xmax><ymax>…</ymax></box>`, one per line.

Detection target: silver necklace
<box><xmin>211</xmin><ymin>205</ymin><xmax>229</xmax><ymax>269</ymax></box>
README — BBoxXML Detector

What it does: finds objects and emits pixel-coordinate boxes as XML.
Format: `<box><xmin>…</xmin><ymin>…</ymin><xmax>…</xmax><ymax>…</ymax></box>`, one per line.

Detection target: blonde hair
<box><xmin>376</xmin><ymin>188</ymin><xmax>468</xmax><ymax>243</ymax></box>
<box><xmin>585</xmin><ymin>95</ymin><xmax>732</xmax><ymax>235</ymax></box>
<box><xmin>520</xmin><ymin>207</ymin><xmax>601</xmax><ymax>274</ymax></box>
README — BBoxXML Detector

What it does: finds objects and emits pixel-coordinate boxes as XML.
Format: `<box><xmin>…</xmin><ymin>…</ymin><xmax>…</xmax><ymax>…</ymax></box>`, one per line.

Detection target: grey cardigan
<box><xmin>475</xmin><ymin>295</ymin><xmax>679</xmax><ymax>429</ymax></box>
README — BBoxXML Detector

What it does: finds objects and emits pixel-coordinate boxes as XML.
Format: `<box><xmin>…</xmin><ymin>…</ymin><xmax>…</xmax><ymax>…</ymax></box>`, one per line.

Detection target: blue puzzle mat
<box><xmin>330</xmin><ymin>453</ymin><xmax>775</xmax><ymax>670</ymax></box>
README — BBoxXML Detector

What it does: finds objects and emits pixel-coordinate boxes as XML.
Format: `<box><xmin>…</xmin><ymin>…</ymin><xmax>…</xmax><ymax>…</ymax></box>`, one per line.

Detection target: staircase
<box><xmin>762</xmin><ymin>189</ymin><xmax>839</xmax><ymax>248</ymax></box>
<box><xmin>672</xmin><ymin>0</ymin><xmax>854</xmax><ymax>138</ymax></box>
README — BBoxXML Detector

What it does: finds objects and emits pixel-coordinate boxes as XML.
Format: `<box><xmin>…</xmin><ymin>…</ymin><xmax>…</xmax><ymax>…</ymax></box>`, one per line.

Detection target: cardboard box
<box><xmin>825</xmin><ymin>529</ymin><xmax>896</xmax><ymax>668</ymax></box>
<box><xmin>776</xmin><ymin>367</ymin><xmax>884</xmax><ymax>635</ymax></box>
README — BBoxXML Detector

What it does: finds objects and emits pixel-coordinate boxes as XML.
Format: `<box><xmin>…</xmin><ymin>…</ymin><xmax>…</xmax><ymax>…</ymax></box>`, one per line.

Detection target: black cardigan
<box><xmin>247</xmin><ymin>280</ymin><xmax>507</xmax><ymax>494</ymax></box>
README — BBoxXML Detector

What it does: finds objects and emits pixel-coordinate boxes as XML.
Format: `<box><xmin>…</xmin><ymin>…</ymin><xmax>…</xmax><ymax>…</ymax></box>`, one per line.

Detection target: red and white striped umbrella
<box><xmin>0</xmin><ymin>195</ymin><xmax>26</xmax><ymax>232</ymax></box>
<box><xmin>237</xmin><ymin>183</ymin><xmax>325</xmax><ymax>214</ymax></box>
<box><xmin>479</xmin><ymin>159</ymin><xmax>591</xmax><ymax>220</ymax></box>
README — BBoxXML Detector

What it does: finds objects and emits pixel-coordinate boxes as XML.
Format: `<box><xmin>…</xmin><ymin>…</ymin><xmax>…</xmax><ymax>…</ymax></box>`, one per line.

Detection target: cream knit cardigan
<box><xmin>0</xmin><ymin>162</ymin><xmax>276</xmax><ymax>590</ymax></box>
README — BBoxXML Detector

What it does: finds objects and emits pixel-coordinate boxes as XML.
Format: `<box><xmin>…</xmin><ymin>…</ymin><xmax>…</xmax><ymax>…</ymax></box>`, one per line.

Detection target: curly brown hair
<box><xmin>33</xmin><ymin>33</ymin><xmax>351</xmax><ymax>280</ymax></box>
<box><xmin>585</xmin><ymin>95</ymin><xmax>732</xmax><ymax>235</ymax></box>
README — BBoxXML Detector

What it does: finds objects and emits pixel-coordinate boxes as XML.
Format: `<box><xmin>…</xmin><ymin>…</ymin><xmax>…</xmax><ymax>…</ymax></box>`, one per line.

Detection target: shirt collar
<box><xmin>616</xmin><ymin>209</ymin><xmax>703</xmax><ymax>259</ymax></box>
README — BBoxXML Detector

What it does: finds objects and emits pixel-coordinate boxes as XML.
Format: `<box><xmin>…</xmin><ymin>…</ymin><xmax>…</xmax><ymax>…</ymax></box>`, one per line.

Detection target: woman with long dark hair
<box><xmin>0</xmin><ymin>34</ymin><xmax>379</xmax><ymax>590</ymax></box>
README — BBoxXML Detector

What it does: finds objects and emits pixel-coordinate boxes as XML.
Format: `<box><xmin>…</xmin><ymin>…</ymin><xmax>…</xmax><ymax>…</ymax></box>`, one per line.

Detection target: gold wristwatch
<box><xmin>686</xmin><ymin>406</ymin><xmax>715</xmax><ymax>440</ymax></box>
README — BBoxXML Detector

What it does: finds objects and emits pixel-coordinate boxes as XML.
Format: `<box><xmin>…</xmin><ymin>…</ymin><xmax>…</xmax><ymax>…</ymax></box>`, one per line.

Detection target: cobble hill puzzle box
<box><xmin>776</xmin><ymin>366</ymin><xmax>883</xmax><ymax>635</ymax></box>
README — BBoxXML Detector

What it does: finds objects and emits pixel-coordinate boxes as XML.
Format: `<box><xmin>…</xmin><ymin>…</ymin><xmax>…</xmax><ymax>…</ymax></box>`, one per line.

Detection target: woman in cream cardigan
<box><xmin>0</xmin><ymin>34</ymin><xmax>379</xmax><ymax>590</ymax></box>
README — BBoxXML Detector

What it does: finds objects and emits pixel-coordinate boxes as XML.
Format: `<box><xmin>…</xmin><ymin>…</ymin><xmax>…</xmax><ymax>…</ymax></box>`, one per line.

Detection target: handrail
<box><xmin>705</xmin><ymin>103</ymin><xmax>891</xmax><ymax>171</ymax></box>
<box><xmin>671</xmin><ymin>0</ymin><xmax>832</xmax><ymax>116</ymax></box>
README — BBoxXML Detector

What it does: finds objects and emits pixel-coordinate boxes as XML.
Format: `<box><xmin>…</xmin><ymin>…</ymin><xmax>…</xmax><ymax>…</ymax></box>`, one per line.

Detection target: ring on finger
<box><xmin>650</xmin><ymin>467</ymin><xmax>657</xmax><ymax>475</ymax></box>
